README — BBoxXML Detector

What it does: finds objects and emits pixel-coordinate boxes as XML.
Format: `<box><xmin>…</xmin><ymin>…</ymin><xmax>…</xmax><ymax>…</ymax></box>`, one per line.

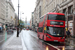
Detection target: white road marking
<box><xmin>44</xmin><ymin>42</ymin><xmax>60</xmax><ymax>50</ymax></box>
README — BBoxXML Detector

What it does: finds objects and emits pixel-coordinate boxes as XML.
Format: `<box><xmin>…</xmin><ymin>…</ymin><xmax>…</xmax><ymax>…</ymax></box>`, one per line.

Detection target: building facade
<box><xmin>5</xmin><ymin>0</ymin><xmax>15</xmax><ymax>27</ymax></box>
<box><xmin>0</xmin><ymin>0</ymin><xmax>6</xmax><ymax>27</ymax></box>
<box><xmin>15</xmin><ymin>14</ymin><xmax>18</xmax><ymax>27</ymax></box>
<box><xmin>31</xmin><ymin>12</ymin><xmax>34</xmax><ymax>29</ymax></box>
<box><xmin>58</xmin><ymin>0</ymin><xmax>75</xmax><ymax>37</ymax></box>
<box><xmin>33</xmin><ymin>0</ymin><xmax>43</xmax><ymax>31</ymax></box>
<box><xmin>34</xmin><ymin>0</ymin><xmax>75</xmax><ymax>37</ymax></box>
<box><xmin>25</xmin><ymin>17</ymin><xmax>27</xmax><ymax>27</ymax></box>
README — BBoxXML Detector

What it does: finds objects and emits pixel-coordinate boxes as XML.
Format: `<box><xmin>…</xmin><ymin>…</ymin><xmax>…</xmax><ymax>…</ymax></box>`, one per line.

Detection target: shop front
<box><xmin>67</xmin><ymin>14</ymin><xmax>75</xmax><ymax>37</ymax></box>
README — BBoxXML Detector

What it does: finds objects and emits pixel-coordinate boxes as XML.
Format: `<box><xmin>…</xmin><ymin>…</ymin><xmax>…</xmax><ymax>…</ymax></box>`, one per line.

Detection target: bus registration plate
<box><xmin>54</xmin><ymin>40</ymin><xmax>58</xmax><ymax>42</ymax></box>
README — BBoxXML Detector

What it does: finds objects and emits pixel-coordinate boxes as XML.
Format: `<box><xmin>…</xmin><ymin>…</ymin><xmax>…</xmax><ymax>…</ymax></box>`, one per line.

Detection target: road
<box><xmin>21</xmin><ymin>30</ymin><xmax>75</xmax><ymax>50</ymax></box>
<box><xmin>0</xmin><ymin>31</ymin><xmax>13</xmax><ymax>50</ymax></box>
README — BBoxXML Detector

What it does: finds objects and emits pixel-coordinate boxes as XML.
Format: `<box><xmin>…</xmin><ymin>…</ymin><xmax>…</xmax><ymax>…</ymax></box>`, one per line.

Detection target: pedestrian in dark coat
<box><xmin>66</xmin><ymin>30</ymin><xmax>71</xmax><ymax>38</ymax></box>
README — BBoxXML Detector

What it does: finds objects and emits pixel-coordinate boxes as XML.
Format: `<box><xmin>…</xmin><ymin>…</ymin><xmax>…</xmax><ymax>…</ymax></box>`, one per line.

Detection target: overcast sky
<box><xmin>12</xmin><ymin>0</ymin><xmax>36</xmax><ymax>22</ymax></box>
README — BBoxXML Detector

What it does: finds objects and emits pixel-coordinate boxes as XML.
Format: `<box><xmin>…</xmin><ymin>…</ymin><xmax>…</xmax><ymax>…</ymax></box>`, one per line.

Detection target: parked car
<box><xmin>7</xmin><ymin>29</ymin><xmax>13</xmax><ymax>34</ymax></box>
<box><xmin>0</xmin><ymin>26</ymin><xmax>3</xmax><ymax>32</ymax></box>
<box><xmin>12</xmin><ymin>28</ymin><xmax>16</xmax><ymax>30</ymax></box>
<box><xmin>11</xmin><ymin>27</ymin><xmax>16</xmax><ymax>30</ymax></box>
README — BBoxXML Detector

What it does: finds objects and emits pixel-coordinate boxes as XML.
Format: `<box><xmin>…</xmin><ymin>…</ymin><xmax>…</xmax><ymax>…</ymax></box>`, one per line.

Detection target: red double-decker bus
<box><xmin>37</xmin><ymin>12</ymin><xmax>65</xmax><ymax>42</ymax></box>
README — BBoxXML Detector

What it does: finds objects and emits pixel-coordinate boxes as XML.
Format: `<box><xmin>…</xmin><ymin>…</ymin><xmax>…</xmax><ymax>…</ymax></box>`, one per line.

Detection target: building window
<box><xmin>68</xmin><ymin>16</ymin><xmax>73</xmax><ymax>21</ymax></box>
<box><xmin>6</xmin><ymin>15</ymin><xmax>8</xmax><ymax>17</ymax></box>
<box><xmin>68</xmin><ymin>5</ymin><xmax>73</xmax><ymax>14</ymax></box>
<box><xmin>38</xmin><ymin>27</ymin><xmax>43</xmax><ymax>32</ymax></box>
<box><xmin>62</xmin><ymin>0</ymin><xmax>66</xmax><ymax>2</ymax></box>
<box><xmin>40</xmin><ymin>16</ymin><xmax>44</xmax><ymax>22</ymax></box>
<box><xmin>63</xmin><ymin>8</ymin><xmax>66</xmax><ymax>15</ymax></box>
<box><xmin>39</xmin><ymin>6</ymin><xmax>41</xmax><ymax>18</ymax></box>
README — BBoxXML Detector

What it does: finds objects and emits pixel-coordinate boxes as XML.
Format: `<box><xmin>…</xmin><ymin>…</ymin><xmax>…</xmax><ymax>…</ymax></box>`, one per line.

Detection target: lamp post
<box><xmin>20</xmin><ymin>12</ymin><xmax>24</xmax><ymax>20</ymax></box>
<box><xmin>17</xmin><ymin>0</ymin><xmax>19</xmax><ymax>37</ymax></box>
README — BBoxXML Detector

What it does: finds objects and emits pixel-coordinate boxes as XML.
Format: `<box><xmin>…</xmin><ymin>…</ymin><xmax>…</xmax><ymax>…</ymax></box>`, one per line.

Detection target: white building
<box><xmin>34</xmin><ymin>0</ymin><xmax>75</xmax><ymax>36</ymax></box>
<box><xmin>0</xmin><ymin>0</ymin><xmax>6</xmax><ymax>26</ymax></box>
<box><xmin>5</xmin><ymin>0</ymin><xmax>15</xmax><ymax>27</ymax></box>
<box><xmin>30</xmin><ymin>12</ymin><xmax>34</xmax><ymax>29</ymax></box>
<box><xmin>34</xmin><ymin>0</ymin><xmax>42</xmax><ymax>30</ymax></box>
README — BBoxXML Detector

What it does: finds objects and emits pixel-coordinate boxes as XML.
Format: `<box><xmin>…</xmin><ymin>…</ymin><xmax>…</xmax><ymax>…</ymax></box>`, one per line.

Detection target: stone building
<box><xmin>31</xmin><ymin>12</ymin><xmax>34</xmax><ymax>29</ymax></box>
<box><xmin>25</xmin><ymin>17</ymin><xmax>27</xmax><ymax>27</ymax></box>
<box><xmin>34</xmin><ymin>0</ymin><xmax>75</xmax><ymax>36</ymax></box>
<box><xmin>15</xmin><ymin>14</ymin><xmax>18</xmax><ymax>27</ymax></box>
<box><xmin>57</xmin><ymin>0</ymin><xmax>75</xmax><ymax>37</ymax></box>
<box><xmin>33</xmin><ymin>0</ymin><xmax>42</xmax><ymax>30</ymax></box>
<box><xmin>5</xmin><ymin>0</ymin><xmax>15</xmax><ymax>27</ymax></box>
<box><xmin>0</xmin><ymin>0</ymin><xmax>6</xmax><ymax>27</ymax></box>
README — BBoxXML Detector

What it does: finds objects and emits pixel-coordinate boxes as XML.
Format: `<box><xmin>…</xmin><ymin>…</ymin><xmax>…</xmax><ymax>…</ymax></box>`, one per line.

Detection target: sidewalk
<box><xmin>65</xmin><ymin>37</ymin><xmax>75</xmax><ymax>47</ymax></box>
<box><xmin>2</xmin><ymin>31</ymin><xmax>25</xmax><ymax>50</ymax></box>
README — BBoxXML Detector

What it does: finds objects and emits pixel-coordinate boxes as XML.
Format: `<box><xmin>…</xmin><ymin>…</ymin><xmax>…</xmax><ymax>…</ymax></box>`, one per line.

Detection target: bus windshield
<box><xmin>47</xmin><ymin>27</ymin><xmax>64</xmax><ymax>37</ymax></box>
<box><xmin>48</xmin><ymin>14</ymin><xmax>65</xmax><ymax>21</ymax></box>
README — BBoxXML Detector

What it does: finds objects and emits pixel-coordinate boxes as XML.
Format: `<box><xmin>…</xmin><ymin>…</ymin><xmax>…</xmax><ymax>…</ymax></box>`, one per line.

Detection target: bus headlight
<box><xmin>46</xmin><ymin>35</ymin><xmax>51</xmax><ymax>39</ymax></box>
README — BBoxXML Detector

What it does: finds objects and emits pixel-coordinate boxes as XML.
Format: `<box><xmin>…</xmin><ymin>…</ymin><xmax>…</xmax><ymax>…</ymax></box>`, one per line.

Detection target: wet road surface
<box><xmin>21</xmin><ymin>30</ymin><xmax>75</xmax><ymax>50</ymax></box>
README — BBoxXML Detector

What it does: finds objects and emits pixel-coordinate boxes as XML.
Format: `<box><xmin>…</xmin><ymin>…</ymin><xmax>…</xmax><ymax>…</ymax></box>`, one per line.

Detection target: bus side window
<box><xmin>38</xmin><ymin>27</ymin><xmax>43</xmax><ymax>32</ymax></box>
<box><xmin>46</xmin><ymin>14</ymin><xmax>47</xmax><ymax>20</ymax></box>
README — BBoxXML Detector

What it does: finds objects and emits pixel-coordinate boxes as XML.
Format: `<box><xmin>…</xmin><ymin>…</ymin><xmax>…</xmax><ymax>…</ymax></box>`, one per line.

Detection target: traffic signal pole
<box><xmin>17</xmin><ymin>0</ymin><xmax>19</xmax><ymax>37</ymax></box>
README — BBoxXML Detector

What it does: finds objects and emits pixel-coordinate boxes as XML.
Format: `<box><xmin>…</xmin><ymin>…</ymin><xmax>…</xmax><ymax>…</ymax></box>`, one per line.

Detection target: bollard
<box><xmin>5</xmin><ymin>31</ymin><xmax>7</xmax><ymax>41</ymax></box>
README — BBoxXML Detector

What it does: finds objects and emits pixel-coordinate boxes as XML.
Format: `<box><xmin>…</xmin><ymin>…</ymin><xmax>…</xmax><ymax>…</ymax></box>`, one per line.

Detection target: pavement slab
<box><xmin>2</xmin><ymin>31</ymin><xmax>23</xmax><ymax>50</ymax></box>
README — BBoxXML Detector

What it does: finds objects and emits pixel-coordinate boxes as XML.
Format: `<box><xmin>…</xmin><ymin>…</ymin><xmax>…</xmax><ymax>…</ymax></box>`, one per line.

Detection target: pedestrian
<box><xmin>66</xmin><ymin>29</ymin><xmax>71</xmax><ymax>38</ymax></box>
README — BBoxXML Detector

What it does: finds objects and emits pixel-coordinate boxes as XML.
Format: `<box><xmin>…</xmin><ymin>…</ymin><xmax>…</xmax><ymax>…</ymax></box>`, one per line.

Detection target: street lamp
<box><xmin>20</xmin><ymin>12</ymin><xmax>24</xmax><ymax>20</ymax></box>
<box><xmin>17</xmin><ymin>0</ymin><xmax>19</xmax><ymax>37</ymax></box>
